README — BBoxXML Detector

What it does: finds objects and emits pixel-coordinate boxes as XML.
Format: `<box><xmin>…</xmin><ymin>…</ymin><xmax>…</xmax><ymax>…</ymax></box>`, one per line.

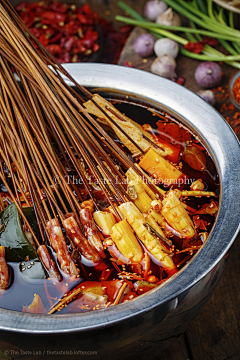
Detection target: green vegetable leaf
<box><xmin>0</xmin><ymin>203</ymin><xmax>46</xmax><ymax>279</ymax></box>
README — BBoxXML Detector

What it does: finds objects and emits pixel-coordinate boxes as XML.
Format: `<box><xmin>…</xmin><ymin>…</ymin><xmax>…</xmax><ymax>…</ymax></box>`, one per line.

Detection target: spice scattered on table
<box><xmin>232</xmin><ymin>76</ymin><xmax>240</xmax><ymax>105</ymax></box>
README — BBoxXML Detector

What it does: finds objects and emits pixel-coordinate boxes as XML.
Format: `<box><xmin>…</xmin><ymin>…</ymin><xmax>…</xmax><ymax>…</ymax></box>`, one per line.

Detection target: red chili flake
<box><xmin>201</xmin><ymin>37</ymin><xmax>218</xmax><ymax>47</ymax></box>
<box><xmin>175</xmin><ymin>77</ymin><xmax>185</xmax><ymax>85</ymax></box>
<box><xmin>233</xmin><ymin>112</ymin><xmax>240</xmax><ymax>126</ymax></box>
<box><xmin>232</xmin><ymin>76</ymin><xmax>240</xmax><ymax>104</ymax></box>
<box><xmin>92</xmin><ymin>43</ymin><xmax>100</xmax><ymax>52</ymax></box>
<box><xmin>228</xmin><ymin>103</ymin><xmax>235</xmax><ymax>111</ymax></box>
<box><xmin>184</xmin><ymin>41</ymin><xmax>204</xmax><ymax>54</ymax></box>
<box><xmin>233</xmin><ymin>112</ymin><xmax>240</xmax><ymax>120</ymax></box>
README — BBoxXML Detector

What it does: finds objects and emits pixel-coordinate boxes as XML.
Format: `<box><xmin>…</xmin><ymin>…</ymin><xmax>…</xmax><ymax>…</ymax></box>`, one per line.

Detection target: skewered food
<box><xmin>0</xmin><ymin>0</ymin><xmax>219</xmax><ymax>314</ymax></box>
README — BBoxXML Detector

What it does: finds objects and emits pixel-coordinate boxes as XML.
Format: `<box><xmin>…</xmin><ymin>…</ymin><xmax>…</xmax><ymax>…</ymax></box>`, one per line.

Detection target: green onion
<box><xmin>163</xmin><ymin>0</ymin><xmax>240</xmax><ymax>38</ymax></box>
<box><xmin>196</xmin><ymin>0</ymin><xmax>208</xmax><ymax>15</ymax></box>
<box><xmin>115</xmin><ymin>16</ymin><xmax>240</xmax><ymax>42</ymax></box>
<box><xmin>116</xmin><ymin>1</ymin><xmax>240</xmax><ymax>69</ymax></box>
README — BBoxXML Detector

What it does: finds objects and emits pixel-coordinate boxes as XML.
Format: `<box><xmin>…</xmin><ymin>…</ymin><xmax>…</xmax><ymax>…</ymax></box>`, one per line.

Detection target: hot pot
<box><xmin>0</xmin><ymin>64</ymin><xmax>239</xmax><ymax>356</ymax></box>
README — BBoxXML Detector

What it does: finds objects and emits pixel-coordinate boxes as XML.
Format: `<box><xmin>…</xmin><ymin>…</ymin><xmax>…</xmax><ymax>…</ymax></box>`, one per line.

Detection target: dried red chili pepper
<box><xmin>49</xmin><ymin>1</ymin><xmax>67</xmax><ymax>13</ymax></box>
<box><xmin>38</xmin><ymin>34</ymin><xmax>49</xmax><ymax>46</ymax></box>
<box><xmin>63</xmin><ymin>36</ymin><xmax>76</xmax><ymax>52</ymax></box>
<box><xmin>184</xmin><ymin>42</ymin><xmax>204</xmax><ymax>54</ymax></box>
<box><xmin>15</xmin><ymin>0</ymin><xmax>130</xmax><ymax>64</ymax></box>
<box><xmin>77</xmin><ymin>14</ymin><xmax>93</xmax><ymax>25</ymax></box>
<box><xmin>29</xmin><ymin>27</ymin><xmax>44</xmax><ymax>38</ymax></box>
<box><xmin>41</xmin><ymin>11</ymin><xmax>66</xmax><ymax>23</ymax></box>
<box><xmin>119</xmin><ymin>25</ymin><xmax>132</xmax><ymax>34</ymax></box>
<box><xmin>49</xmin><ymin>33</ymin><xmax>62</xmax><ymax>44</ymax></box>
<box><xmin>46</xmin><ymin>44</ymin><xmax>62</xmax><ymax>56</ymax></box>
<box><xmin>56</xmin><ymin>52</ymin><xmax>71</xmax><ymax>64</ymax></box>
<box><xmin>72</xmin><ymin>45</ymin><xmax>87</xmax><ymax>55</ymax></box>
<box><xmin>62</xmin><ymin>20</ymin><xmax>81</xmax><ymax>36</ymax></box>
<box><xmin>82</xmin><ymin>4</ymin><xmax>92</xmax><ymax>16</ymax></box>
<box><xmin>175</xmin><ymin>77</ymin><xmax>185</xmax><ymax>86</ymax></box>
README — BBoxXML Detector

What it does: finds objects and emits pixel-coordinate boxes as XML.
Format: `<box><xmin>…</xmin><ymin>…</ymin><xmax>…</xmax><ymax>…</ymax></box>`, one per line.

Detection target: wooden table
<box><xmin>1</xmin><ymin>1</ymin><xmax>240</xmax><ymax>359</ymax></box>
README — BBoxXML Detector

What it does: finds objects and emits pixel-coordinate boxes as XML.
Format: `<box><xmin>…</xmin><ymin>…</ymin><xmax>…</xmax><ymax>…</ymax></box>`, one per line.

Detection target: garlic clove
<box><xmin>156</xmin><ymin>7</ymin><xmax>181</xmax><ymax>27</ymax></box>
<box><xmin>151</xmin><ymin>55</ymin><xmax>177</xmax><ymax>80</ymax></box>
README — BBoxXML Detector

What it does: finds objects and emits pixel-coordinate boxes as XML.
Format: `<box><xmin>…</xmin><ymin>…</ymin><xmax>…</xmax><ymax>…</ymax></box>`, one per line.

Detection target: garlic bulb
<box><xmin>144</xmin><ymin>0</ymin><xmax>168</xmax><ymax>21</ymax></box>
<box><xmin>151</xmin><ymin>55</ymin><xmax>177</xmax><ymax>80</ymax></box>
<box><xmin>156</xmin><ymin>8</ymin><xmax>181</xmax><ymax>27</ymax></box>
<box><xmin>154</xmin><ymin>38</ymin><xmax>179</xmax><ymax>58</ymax></box>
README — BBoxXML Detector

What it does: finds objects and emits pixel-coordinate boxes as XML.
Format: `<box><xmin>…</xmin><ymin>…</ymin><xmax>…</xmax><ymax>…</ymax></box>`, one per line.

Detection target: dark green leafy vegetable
<box><xmin>0</xmin><ymin>203</ymin><xmax>46</xmax><ymax>279</ymax></box>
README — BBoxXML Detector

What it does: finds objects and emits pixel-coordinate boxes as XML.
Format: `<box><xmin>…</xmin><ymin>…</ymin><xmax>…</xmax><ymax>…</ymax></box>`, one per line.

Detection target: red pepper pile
<box><xmin>184</xmin><ymin>38</ymin><xmax>218</xmax><ymax>54</ymax></box>
<box><xmin>15</xmin><ymin>1</ymin><xmax>100</xmax><ymax>63</ymax></box>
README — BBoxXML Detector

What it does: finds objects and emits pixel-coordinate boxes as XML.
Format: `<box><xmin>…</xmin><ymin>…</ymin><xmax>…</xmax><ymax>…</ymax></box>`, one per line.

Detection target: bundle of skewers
<box><xmin>0</xmin><ymin>0</ymin><xmax>218</xmax><ymax>314</ymax></box>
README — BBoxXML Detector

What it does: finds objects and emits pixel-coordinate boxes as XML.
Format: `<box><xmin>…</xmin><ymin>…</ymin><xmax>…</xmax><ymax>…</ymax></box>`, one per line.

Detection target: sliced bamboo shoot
<box><xmin>126</xmin><ymin>167</ymin><xmax>157</xmax><ymax>200</ymax></box>
<box><xmin>93</xmin><ymin>211</ymin><xmax>116</xmax><ymax>236</ymax></box>
<box><xmin>119</xmin><ymin>203</ymin><xmax>177</xmax><ymax>275</ymax></box>
<box><xmin>161</xmin><ymin>190</ymin><xmax>196</xmax><ymax>238</ymax></box>
<box><xmin>127</xmin><ymin>179</ymin><xmax>152</xmax><ymax>213</ymax></box>
<box><xmin>143</xmin><ymin>214</ymin><xmax>166</xmax><ymax>240</ymax></box>
<box><xmin>111</xmin><ymin>218</ymin><xmax>143</xmax><ymax>264</ymax></box>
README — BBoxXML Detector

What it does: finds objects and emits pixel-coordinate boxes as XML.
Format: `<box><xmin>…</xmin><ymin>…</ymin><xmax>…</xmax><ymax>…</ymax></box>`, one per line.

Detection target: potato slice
<box><xmin>139</xmin><ymin>148</ymin><xmax>182</xmax><ymax>186</ymax></box>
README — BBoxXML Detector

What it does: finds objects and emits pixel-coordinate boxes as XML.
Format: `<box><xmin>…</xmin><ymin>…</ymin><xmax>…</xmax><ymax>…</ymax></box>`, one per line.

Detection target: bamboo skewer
<box><xmin>0</xmin><ymin>0</ymin><xmax>188</xmax><ymax>301</ymax></box>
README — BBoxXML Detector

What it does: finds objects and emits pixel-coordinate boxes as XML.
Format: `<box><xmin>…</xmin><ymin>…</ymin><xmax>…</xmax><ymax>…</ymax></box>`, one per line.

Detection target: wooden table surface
<box><xmin>1</xmin><ymin>1</ymin><xmax>240</xmax><ymax>360</ymax></box>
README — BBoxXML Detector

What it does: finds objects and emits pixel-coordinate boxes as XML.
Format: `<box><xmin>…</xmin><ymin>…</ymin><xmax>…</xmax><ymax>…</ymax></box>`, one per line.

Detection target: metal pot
<box><xmin>0</xmin><ymin>64</ymin><xmax>239</xmax><ymax>355</ymax></box>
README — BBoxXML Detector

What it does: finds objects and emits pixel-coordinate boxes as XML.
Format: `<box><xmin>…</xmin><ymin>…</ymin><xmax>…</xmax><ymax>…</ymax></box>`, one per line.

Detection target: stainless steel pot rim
<box><xmin>0</xmin><ymin>64</ymin><xmax>239</xmax><ymax>333</ymax></box>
